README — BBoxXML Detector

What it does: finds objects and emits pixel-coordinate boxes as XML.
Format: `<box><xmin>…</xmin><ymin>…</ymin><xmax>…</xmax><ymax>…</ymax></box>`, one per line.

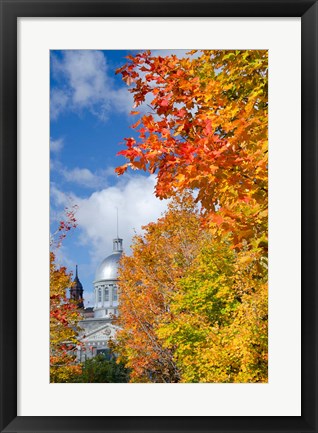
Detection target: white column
<box><xmin>101</xmin><ymin>284</ymin><xmax>105</xmax><ymax>306</ymax></box>
<box><xmin>94</xmin><ymin>285</ymin><xmax>98</xmax><ymax>308</ymax></box>
<box><xmin>109</xmin><ymin>283</ymin><xmax>113</xmax><ymax>307</ymax></box>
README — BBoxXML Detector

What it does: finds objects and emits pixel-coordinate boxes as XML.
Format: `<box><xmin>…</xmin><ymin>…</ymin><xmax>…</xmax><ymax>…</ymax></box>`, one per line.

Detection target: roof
<box><xmin>94</xmin><ymin>252</ymin><xmax>122</xmax><ymax>282</ymax></box>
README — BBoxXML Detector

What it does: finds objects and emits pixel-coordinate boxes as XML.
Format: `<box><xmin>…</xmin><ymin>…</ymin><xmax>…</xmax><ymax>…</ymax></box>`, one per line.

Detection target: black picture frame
<box><xmin>0</xmin><ymin>1</ymin><xmax>317</xmax><ymax>432</ymax></box>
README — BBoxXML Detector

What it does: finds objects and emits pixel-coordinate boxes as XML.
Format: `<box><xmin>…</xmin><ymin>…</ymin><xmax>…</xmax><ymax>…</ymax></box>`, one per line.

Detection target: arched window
<box><xmin>98</xmin><ymin>287</ymin><xmax>102</xmax><ymax>302</ymax></box>
<box><xmin>113</xmin><ymin>286</ymin><xmax>118</xmax><ymax>302</ymax></box>
<box><xmin>105</xmin><ymin>287</ymin><xmax>109</xmax><ymax>302</ymax></box>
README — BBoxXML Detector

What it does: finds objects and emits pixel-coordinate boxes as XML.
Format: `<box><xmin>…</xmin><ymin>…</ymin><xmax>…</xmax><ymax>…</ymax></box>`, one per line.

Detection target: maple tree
<box><xmin>113</xmin><ymin>50</ymin><xmax>268</xmax><ymax>382</ymax></box>
<box><xmin>116</xmin><ymin>49</ymin><xmax>268</xmax><ymax>250</ymax></box>
<box><xmin>50</xmin><ymin>209</ymin><xmax>83</xmax><ymax>383</ymax></box>
<box><xmin>113</xmin><ymin>194</ymin><xmax>205</xmax><ymax>382</ymax></box>
<box><xmin>113</xmin><ymin>194</ymin><xmax>267</xmax><ymax>383</ymax></box>
<box><xmin>157</xmin><ymin>236</ymin><xmax>268</xmax><ymax>383</ymax></box>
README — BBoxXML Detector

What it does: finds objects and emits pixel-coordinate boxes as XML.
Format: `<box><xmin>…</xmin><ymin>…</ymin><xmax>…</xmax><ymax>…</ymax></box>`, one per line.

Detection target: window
<box><xmin>105</xmin><ymin>287</ymin><xmax>109</xmax><ymax>301</ymax></box>
<box><xmin>98</xmin><ymin>287</ymin><xmax>102</xmax><ymax>302</ymax></box>
<box><xmin>113</xmin><ymin>286</ymin><xmax>118</xmax><ymax>302</ymax></box>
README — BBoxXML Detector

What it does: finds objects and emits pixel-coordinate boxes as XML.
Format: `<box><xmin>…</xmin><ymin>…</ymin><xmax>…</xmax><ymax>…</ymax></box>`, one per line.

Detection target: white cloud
<box><xmin>60</xmin><ymin>51</ymin><xmax>107</xmax><ymax>105</ymax></box>
<box><xmin>50</xmin><ymin>137</ymin><xmax>64</xmax><ymax>153</ymax></box>
<box><xmin>51</xmin><ymin>174</ymin><xmax>169</xmax><ymax>267</ymax></box>
<box><xmin>51</xmin><ymin>183</ymin><xmax>76</xmax><ymax>207</ymax></box>
<box><xmin>77</xmin><ymin>174</ymin><xmax>169</xmax><ymax>265</ymax></box>
<box><xmin>50</xmin><ymin>89</ymin><xmax>69</xmax><ymax>120</ymax></box>
<box><xmin>62</xmin><ymin>167</ymin><xmax>103</xmax><ymax>189</ymax></box>
<box><xmin>51</xmin><ymin>50</ymin><xmax>134</xmax><ymax>121</ymax></box>
<box><xmin>111</xmin><ymin>86</ymin><xmax>135</xmax><ymax>114</ymax></box>
<box><xmin>50</xmin><ymin>144</ymin><xmax>114</xmax><ymax>189</ymax></box>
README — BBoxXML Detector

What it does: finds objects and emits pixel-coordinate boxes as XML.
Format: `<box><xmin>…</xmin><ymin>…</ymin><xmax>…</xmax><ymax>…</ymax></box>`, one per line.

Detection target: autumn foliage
<box><xmin>50</xmin><ymin>210</ymin><xmax>82</xmax><ymax>383</ymax></box>
<box><xmin>113</xmin><ymin>194</ymin><xmax>204</xmax><ymax>382</ymax></box>
<box><xmin>157</xmin><ymin>231</ymin><xmax>268</xmax><ymax>383</ymax></box>
<box><xmin>116</xmin><ymin>50</ymin><xmax>267</xmax><ymax>247</ymax></box>
<box><xmin>114</xmin><ymin>50</ymin><xmax>268</xmax><ymax>382</ymax></box>
<box><xmin>114</xmin><ymin>195</ymin><xmax>267</xmax><ymax>383</ymax></box>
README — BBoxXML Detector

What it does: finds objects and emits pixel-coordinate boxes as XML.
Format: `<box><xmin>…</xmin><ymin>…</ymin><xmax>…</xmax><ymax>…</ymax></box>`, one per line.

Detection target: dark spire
<box><xmin>69</xmin><ymin>265</ymin><xmax>84</xmax><ymax>308</ymax></box>
<box><xmin>73</xmin><ymin>264</ymin><xmax>83</xmax><ymax>289</ymax></box>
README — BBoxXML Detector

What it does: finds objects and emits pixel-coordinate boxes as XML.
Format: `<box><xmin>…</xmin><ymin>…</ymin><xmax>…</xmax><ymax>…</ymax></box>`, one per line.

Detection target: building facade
<box><xmin>71</xmin><ymin>237</ymin><xmax>123</xmax><ymax>362</ymax></box>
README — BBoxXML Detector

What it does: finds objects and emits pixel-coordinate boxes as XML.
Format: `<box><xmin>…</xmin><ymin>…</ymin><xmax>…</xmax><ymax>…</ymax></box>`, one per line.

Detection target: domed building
<box><xmin>76</xmin><ymin>237</ymin><xmax>123</xmax><ymax>361</ymax></box>
<box><xmin>93</xmin><ymin>238</ymin><xmax>122</xmax><ymax>319</ymax></box>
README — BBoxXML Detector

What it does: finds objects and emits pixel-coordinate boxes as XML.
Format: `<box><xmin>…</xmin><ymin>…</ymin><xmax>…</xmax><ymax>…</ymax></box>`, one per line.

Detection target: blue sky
<box><xmin>50</xmin><ymin>50</ymin><xmax>170</xmax><ymax>307</ymax></box>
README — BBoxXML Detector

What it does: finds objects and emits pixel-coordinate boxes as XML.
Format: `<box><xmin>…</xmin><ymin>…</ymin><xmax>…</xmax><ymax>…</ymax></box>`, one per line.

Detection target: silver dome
<box><xmin>94</xmin><ymin>252</ymin><xmax>122</xmax><ymax>282</ymax></box>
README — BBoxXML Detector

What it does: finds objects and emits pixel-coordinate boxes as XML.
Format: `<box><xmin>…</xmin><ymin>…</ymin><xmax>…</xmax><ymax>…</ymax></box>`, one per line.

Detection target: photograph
<box><xmin>1</xmin><ymin>1</ymin><xmax>317</xmax><ymax>430</ymax></box>
<box><xmin>50</xmin><ymin>49</ymin><xmax>268</xmax><ymax>384</ymax></box>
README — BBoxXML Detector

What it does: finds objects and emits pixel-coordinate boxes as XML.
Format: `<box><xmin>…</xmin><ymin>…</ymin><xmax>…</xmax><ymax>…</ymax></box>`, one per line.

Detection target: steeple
<box><xmin>74</xmin><ymin>265</ymin><xmax>82</xmax><ymax>286</ymax></box>
<box><xmin>70</xmin><ymin>265</ymin><xmax>84</xmax><ymax>308</ymax></box>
